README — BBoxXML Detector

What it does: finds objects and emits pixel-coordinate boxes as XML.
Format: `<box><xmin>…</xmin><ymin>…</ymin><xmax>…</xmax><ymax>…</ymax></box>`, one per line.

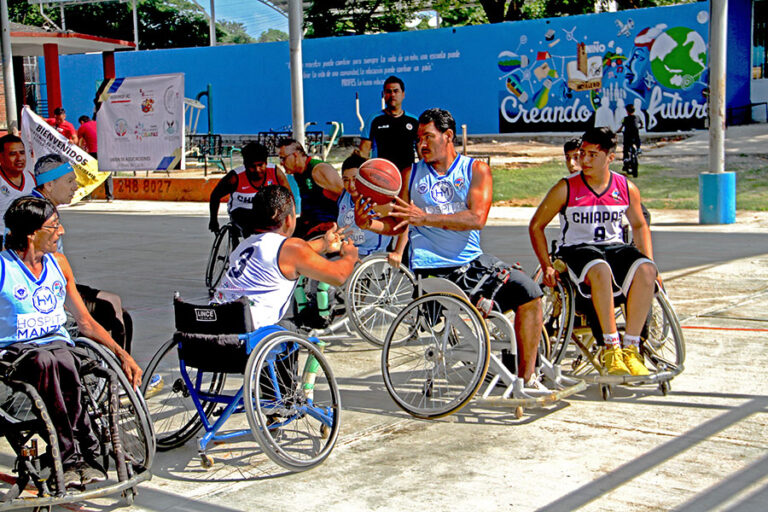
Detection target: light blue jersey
<box><xmin>337</xmin><ymin>191</ymin><xmax>391</xmax><ymax>257</ymax></box>
<box><xmin>408</xmin><ymin>154</ymin><xmax>483</xmax><ymax>269</ymax></box>
<box><xmin>0</xmin><ymin>250</ymin><xmax>71</xmax><ymax>348</ymax></box>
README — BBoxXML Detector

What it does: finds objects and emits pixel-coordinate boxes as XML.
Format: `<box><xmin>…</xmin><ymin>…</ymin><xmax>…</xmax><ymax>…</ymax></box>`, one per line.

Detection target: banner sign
<box><xmin>20</xmin><ymin>106</ymin><xmax>109</xmax><ymax>204</ymax></box>
<box><xmin>96</xmin><ymin>73</ymin><xmax>185</xmax><ymax>172</ymax></box>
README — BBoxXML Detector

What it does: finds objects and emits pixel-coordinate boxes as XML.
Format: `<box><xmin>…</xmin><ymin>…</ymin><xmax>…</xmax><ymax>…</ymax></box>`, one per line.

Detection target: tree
<box><xmin>258</xmin><ymin>28</ymin><xmax>289</xmax><ymax>43</ymax></box>
<box><xmin>220</xmin><ymin>20</ymin><xmax>255</xmax><ymax>45</ymax></box>
<box><xmin>304</xmin><ymin>0</ymin><xmax>430</xmax><ymax>38</ymax></box>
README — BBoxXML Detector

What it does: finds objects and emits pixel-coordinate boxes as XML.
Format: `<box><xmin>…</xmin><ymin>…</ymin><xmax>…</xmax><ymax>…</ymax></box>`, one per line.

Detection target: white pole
<box><xmin>708</xmin><ymin>0</ymin><xmax>727</xmax><ymax>174</ymax></box>
<box><xmin>288</xmin><ymin>0</ymin><xmax>305</xmax><ymax>147</ymax></box>
<box><xmin>132</xmin><ymin>0</ymin><xmax>139</xmax><ymax>50</ymax></box>
<box><xmin>209</xmin><ymin>0</ymin><xmax>216</xmax><ymax>46</ymax></box>
<box><xmin>0</xmin><ymin>0</ymin><xmax>17</xmax><ymax>133</ymax></box>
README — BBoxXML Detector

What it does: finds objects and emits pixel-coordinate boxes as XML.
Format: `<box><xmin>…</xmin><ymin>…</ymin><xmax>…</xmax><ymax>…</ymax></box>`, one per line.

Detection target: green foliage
<box><xmin>257</xmin><ymin>28</ymin><xmax>289</xmax><ymax>43</ymax></box>
<box><xmin>304</xmin><ymin>0</ymin><xmax>430</xmax><ymax>37</ymax></box>
<box><xmin>432</xmin><ymin>0</ymin><xmax>488</xmax><ymax>26</ymax></box>
<box><xmin>219</xmin><ymin>20</ymin><xmax>255</xmax><ymax>45</ymax></box>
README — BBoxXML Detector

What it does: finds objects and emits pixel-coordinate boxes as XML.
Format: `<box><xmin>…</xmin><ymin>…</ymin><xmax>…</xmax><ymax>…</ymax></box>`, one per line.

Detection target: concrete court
<box><xmin>53</xmin><ymin>201</ymin><xmax>768</xmax><ymax>512</ymax></box>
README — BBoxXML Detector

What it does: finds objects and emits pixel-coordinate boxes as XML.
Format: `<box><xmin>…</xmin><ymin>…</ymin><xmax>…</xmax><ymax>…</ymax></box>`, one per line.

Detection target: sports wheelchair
<box><xmin>379</xmin><ymin>266</ymin><xmax>586</xmax><ymax>420</ymax></box>
<box><xmin>536</xmin><ymin>257</ymin><xmax>685</xmax><ymax>400</ymax></box>
<box><xmin>0</xmin><ymin>338</ymin><xmax>154</xmax><ymax>511</ymax></box>
<box><xmin>141</xmin><ymin>295</ymin><xmax>341</xmax><ymax>472</ymax></box>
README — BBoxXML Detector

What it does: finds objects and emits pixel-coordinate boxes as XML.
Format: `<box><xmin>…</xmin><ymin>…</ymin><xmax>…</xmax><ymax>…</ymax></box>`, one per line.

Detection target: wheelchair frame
<box><xmin>142</xmin><ymin>297</ymin><xmax>341</xmax><ymax>472</ymax></box>
<box><xmin>0</xmin><ymin>338</ymin><xmax>154</xmax><ymax>511</ymax></box>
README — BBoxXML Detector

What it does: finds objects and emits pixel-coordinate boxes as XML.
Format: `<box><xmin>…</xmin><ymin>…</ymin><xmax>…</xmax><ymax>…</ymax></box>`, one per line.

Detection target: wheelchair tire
<box><xmin>141</xmin><ymin>337</ymin><xmax>227</xmax><ymax>451</ymax></box>
<box><xmin>345</xmin><ymin>254</ymin><xmax>416</xmax><ymax>347</ymax></box>
<box><xmin>205</xmin><ymin>223</ymin><xmax>235</xmax><ymax>293</ymax></box>
<box><xmin>75</xmin><ymin>338</ymin><xmax>155</xmax><ymax>471</ymax></box>
<box><xmin>381</xmin><ymin>292</ymin><xmax>490</xmax><ymax>419</ymax></box>
<box><xmin>244</xmin><ymin>333</ymin><xmax>341</xmax><ymax>472</ymax></box>
<box><xmin>642</xmin><ymin>290</ymin><xmax>685</xmax><ymax>371</ymax></box>
<box><xmin>532</xmin><ymin>267</ymin><xmax>576</xmax><ymax>364</ymax></box>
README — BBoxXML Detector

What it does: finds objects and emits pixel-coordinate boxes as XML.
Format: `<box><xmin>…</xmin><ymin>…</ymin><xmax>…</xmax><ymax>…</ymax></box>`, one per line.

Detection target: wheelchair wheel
<box><xmin>345</xmin><ymin>254</ymin><xmax>416</xmax><ymax>346</ymax></box>
<box><xmin>75</xmin><ymin>338</ymin><xmax>155</xmax><ymax>471</ymax></box>
<box><xmin>141</xmin><ymin>337</ymin><xmax>226</xmax><ymax>451</ymax></box>
<box><xmin>205</xmin><ymin>223</ymin><xmax>235</xmax><ymax>292</ymax></box>
<box><xmin>244</xmin><ymin>333</ymin><xmax>341</xmax><ymax>472</ymax></box>
<box><xmin>381</xmin><ymin>293</ymin><xmax>490</xmax><ymax>419</ymax></box>
<box><xmin>642</xmin><ymin>290</ymin><xmax>685</xmax><ymax>371</ymax></box>
<box><xmin>533</xmin><ymin>268</ymin><xmax>575</xmax><ymax>363</ymax></box>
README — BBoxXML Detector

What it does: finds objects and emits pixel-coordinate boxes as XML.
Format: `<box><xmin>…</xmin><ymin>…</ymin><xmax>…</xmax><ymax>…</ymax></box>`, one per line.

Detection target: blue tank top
<box><xmin>408</xmin><ymin>154</ymin><xmax>483</xmax><ymax>269</ymax></box>
<box><xmin>337</xmin><ymin>191</ymin><xmax>391</xmax><ymax>256</ymax></box>
<box><xmin>0</xmin><ymin>250</ymin><xmax>71</xmax><ymax>348</ymax></box>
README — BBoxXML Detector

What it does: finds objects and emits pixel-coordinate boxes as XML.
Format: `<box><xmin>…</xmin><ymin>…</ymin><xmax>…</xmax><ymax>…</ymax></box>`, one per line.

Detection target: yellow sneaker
<box><xmin>623</xmin><ymin>345</ymin><xmax>649</xmax><ymax>376</ymax></box>
<box><xmin>602</xmin><ymin>346</ymin><xmax>630</xmax><ymax>376</ymax></box>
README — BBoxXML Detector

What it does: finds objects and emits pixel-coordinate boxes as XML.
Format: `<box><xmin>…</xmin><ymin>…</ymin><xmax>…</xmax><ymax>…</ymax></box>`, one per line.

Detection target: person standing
<box><xmin>77</xmin><ymin>115</ymin><xmax>112</xmax><ymax>202</ymax></box>
<box><xmin>357</xmin><ymin>76</ymin><xmax>419</xmax><ymax>172</ymax></box>
<box><xmin>47</xmin><ymin>107</ymin><xmax>78</xmax><ymax>145</ymax></box>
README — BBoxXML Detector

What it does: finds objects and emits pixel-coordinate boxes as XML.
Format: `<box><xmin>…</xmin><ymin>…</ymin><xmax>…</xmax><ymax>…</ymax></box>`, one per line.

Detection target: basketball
<box><xmin>355</xmin><ymin>158</ymin><xmax>402</xmax><ymax>205</ymax></box>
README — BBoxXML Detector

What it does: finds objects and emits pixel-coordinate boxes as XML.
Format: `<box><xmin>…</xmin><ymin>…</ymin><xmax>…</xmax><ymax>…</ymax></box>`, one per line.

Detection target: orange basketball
<box><xmin>355</xmin><ymin>158</ymin><xmax>402</xmax><ymax>205</ymax></box>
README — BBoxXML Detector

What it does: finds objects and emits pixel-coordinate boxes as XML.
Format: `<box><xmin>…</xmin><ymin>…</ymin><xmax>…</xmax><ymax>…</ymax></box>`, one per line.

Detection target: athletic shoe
<box><xmin>80</xmin><ymin>461</ymin><xmax>107</xmax><ymax>485</ymax></box>
<box><xmin>602</xmin><ymin>346</ymin><xmax>630</xmax><ymax>376</ymax></box>
<box><xmin>524</xmin><ymin>375</ymin><xmax>548</xmax><ymax>392</ymax></box>
<box><xmin>623</xmin><ymin>346</ymin><xmax>649</xmax><ymax>376</ymax></box>
<box><xmin>144</xmin><ymin>374</ymin><xmax>164</xmax><ymax>399</ymax></box>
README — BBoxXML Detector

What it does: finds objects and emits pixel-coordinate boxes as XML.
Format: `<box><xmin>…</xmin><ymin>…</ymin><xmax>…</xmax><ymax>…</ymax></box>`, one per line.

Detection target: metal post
<box><xmin>288</xmin><ymin>0</ymin><xmax>305</xmax><ymax>148</ymax></box>
<box><xmin>132</xmin><ymin>0</ymin><xmax>139</xmax><ymax>50</ymax></box>
<box><xmin>0</xmin><ymin>0</ymin><xmax>17</xmax><ymax>133</ymax></box>
<box><xmin>209</xmin><ymin>0</ymin><xmax>216</xmax><ymax>46</ymax></box>
<box><xmin>708</xmin><ymin>0</ymin><xmax>727</xmax><ymax>175</ymax></box>
<box><xmin>462</xmin><ymin>124</ymin><xmax>468</xmax><ymax>154</ymax></box>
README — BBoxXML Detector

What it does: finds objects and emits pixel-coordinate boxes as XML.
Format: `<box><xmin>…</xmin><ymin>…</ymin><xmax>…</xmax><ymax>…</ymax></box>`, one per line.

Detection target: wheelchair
<box><xmin>0</xmin><ymin>338</ymin><xmax>154</xmax><ymax>511</ymax></box>
<box><xmin>205</xmin><ymin>222</ymin><xmax>241</xmax><ymax>295</ymax></box>
<box><xmin>536</xmin><ymin>256</ymin><xmax>685</xmax><ymax>400</ymax></box>
<box><xmin>379</xmin><ymin>268</ymin><xmax>586</xmax><ymax>420</ymax></box>
<box><xmin>141</xmin><ymin>295</ymin><xmax>341</xmax><ymax>472</ymax></box>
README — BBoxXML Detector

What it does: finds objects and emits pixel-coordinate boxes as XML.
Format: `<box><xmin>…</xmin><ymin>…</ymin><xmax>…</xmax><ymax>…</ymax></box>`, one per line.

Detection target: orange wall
<box><xmin>90</xmin><ymin>177</ymin><xmax>225</xmax><ymax>202</ymax></box>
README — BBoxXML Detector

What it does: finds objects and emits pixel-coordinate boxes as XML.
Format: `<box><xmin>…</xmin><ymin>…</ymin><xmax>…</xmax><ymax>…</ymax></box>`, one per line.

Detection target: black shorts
<box><xmin>414</xmin><ymin>254</ymin><xmax>542</xmax><ymax>312</ymax></box>
<box><xmin>555</xmin><ymin>243</ymin><xmax>656</xmax><ymax>299</ymax></box>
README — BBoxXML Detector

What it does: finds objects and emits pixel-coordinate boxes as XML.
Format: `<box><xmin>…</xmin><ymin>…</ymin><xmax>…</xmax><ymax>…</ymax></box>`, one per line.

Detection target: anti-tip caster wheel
<box><xmin>600</xmin><ymin>384</ymin><xmax>612</xmax><ymax>401</ymax></box>
<box><xmin>321</xmin><ymin>424</ymin><xmax>331</xmax><ymax>439</ymax></box>
<box><xmin>123</xmin><ymin>488</ymin><xmax>136</xmax><ymax>506</ymax></box>
<box><xmin>660</xmin><ymin>380</ymin><xmax>671</xmax><ymax>396</ymax></box>
<box><xmin>200</xmin><ymin>453</ymin><xmax>214</xmax><ymax>469</ymax></box>
<box><xmin>515</xmin><ymin>406</ymin><xmax>524</xmax><ymax>419</ymax></box>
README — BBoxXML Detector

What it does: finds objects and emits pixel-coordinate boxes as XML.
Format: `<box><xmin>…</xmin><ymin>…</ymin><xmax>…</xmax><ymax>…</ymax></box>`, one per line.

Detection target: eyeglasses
<box><xmin>40</xmin><ymin>220</ymin><xmax>63</xmax><ymax>232</ymax></box>
<box><xmin>279</xmin><ymin>152</ymin><xmax>295</xmax><ymax>164</ymax></box>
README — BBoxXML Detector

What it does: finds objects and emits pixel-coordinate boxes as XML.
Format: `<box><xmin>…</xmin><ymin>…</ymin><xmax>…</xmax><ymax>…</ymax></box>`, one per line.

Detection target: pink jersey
<box><xmin>557</xmin><ymin>171</ymin><xmax>630</xmax><ymax>248</ymax></box>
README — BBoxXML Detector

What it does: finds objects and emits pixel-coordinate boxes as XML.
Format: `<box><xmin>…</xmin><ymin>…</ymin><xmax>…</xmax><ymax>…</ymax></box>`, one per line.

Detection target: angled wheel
<box><xmin>75</xmin><ymin>338</ymin><xmax>155</xmax><ymax>472</ymax></box>
<box><xmin>345</xmin><ymin>254</ymin><xmax>416</xmax><ymax>346</ymax></box>
<box><xmin>141</xmin><ymin>337</ymin><xmax>226</xmax><ymax>451</ymax></box>
<box><xmin>205</xmin><ymin>223</ymin><xmax>235</xmax><ymax>292</ymax></box>
<box><xmin>642</xmin><ymin>290</ymin><xmax>685</xmax><ymax>373</ymax></box>
<box><xmin>381</xmin><ymin>292</ymin><xmax>490</xmax><ymax>419</ymax></box>
<box><xmin>533</xmin><ymin>267</ymin><xmax>575</xmax><ymax>364</ymax></box>
<box><xmin>244</xmin><ymin>333</ymin><xmax>341</xmax><ymax>472</ymax></box>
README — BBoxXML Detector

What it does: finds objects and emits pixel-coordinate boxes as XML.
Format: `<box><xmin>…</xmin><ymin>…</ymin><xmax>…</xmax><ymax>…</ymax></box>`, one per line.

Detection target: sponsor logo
<box><xmin>32</xmin><ymin>287</ymin><xmax>56</xmax><ymax>314</ymax></box>
<box><xmin>141</xmin><ymin>98</ymin><xmax>155</xmax><ymax>113</ymax></box>
<box><xmin>611</xmin><ymin>189</ymin><xmax>621</xmax><ymax>202</ymax></box>
<box><xmin>417</xmin><ymin>182</ymin><xmax>428</xmax><ymax>195</ymax></box>
<box><xmin>429</xmin><ymin>181</ymin><xmax>455</xmax><ymax>204</ymax></box>
<box><xmin>0</xmin><ymin>185</ymin><xmax>9</xmax><ymax>196</ymax></box>
<box><xmin>575</xmin><ymin>195</ymin><xmax>587</xmax><ymax>201</ymax></box>
<box><xmin>134</xmin><ymin>123</ymin><xmax>159</xmax><ymax>141</ymax></box>
<box><xmin>454</xmin><ymin>177</ymin><xmax>465</xmax><ymax>190</ymax></box>
<box><xmin>165</xmin><ymin>120</ymin><xmax>177</xmax><ymax>135</ymax></box>
<box><xmin>406</xmin><ymin>123</ymin><xmax>413</xmax><ymax>130</ymax></box>
<box><xmin>115</xmin><ymin>118</ymin><xmax>129</xmax><ymax>137</ymax></box>
<box><xmin>52</xmin><ymin>281</ymin><xmax>64</xmax><ymax>298</ymax></box>
<box><xmin>195</xmin><ymin>308</ymin><xmax>217</xmax><ymax>322</ymax></box>
<box><xmin>13</xmin><ymin>285</ymin><xmax>28</xmax><ymax>301</ymax></box>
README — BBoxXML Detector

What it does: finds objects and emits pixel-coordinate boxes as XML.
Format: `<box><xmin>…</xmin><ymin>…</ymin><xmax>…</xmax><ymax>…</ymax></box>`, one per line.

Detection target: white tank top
<box><xmin>0</xmin><ymin>171</ymin><xmax>36</xmax><ymax>234</ymax></box>
<box><xmin>212</xmin><ymin>232</ymin><xmax>297</xmax><ymax>329</ymax></box>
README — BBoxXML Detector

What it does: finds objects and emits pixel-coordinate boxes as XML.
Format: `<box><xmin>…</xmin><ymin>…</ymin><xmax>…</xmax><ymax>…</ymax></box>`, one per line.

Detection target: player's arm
<box><xmin>353</xmin><ymin>166</ymin><xmax>411</xmax><ymax>236</ymax></box>
<box><xmin>55</xmin><ymin>253</ymin><xmax>142</xmax><ymax>388</ymax></box>
<box><xmin>625</xmin><ymin>181</ymin><xmax>653</xmax><ymax>260</ymax></box>
<box><xmin>208</xmin><ymin>171</ymin><xmax>237</xmax><ymax>232</ymax></box>
<box><xmin>275</xmin><ymin>167</ymin><xmax>291</xmax><ymax>189</ymax></box>
<box><xmin>390</xmin><ymin>159</ymin><xmax>492</xmax><ymax>231</ymax></box>
<box><xmin>388</xmin><ymin>231</ymin><xmax>408</xmax><ymax>268</ymax></box>
<box><xmin>528</xmin><ymin>179</ymin><xmax>567</xmax><ymax>287</ymax></box>
<box><xmin>279</xmin><ymin>237</ymin><xmax>359</xmax><ymax>287</ymax></box>
<box><xmin>312</xmin><ymin>162</ymin><xmax>343</xmax><ymax>199</ymax></box>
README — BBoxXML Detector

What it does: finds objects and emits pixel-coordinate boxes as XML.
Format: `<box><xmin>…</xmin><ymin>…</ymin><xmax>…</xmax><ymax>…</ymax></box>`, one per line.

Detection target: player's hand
<box><xmin>354</xmin><ymin>197</ymin><xmax>379</xmax><ymax>230</ymax></box>
<box><xmin>323</xmin><ymin>223</ymin><xmax>345</xmax><ymax>253</ymax></box>
<box><xmin>118</xmin><ymin>349</ymin><xmax>143</xmax><ymax>389</ymax></box>
<box><xmin>542</xmin><ymin>265</ymin><xmax>559</xmax><ymax>288</ymax></box>
<box><xmin>387</xmin><ymin>251</ymin><xmax>403</xmax><ymax>268</ymax></box>
<box><xmin>390</xmin><ymin>196</ymin><xmax>427</xmax><ymax>230</ymax></box>
<box><xmin>340</xmin><ymin>238</ymin><xmax>358</xmax><ymax>260</ymax></box>
<box><xmin>656</xmin><ymin>273</ymin><xmax>664</xmax><ymax>291</ymax></box>
<box><xmin>208</xmin><ymin>218</ymin><xmax>220</xmax><ymax>233</ymax></box>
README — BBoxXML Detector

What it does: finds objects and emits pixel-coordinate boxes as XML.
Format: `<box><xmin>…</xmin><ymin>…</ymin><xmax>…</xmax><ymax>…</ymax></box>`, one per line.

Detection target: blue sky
<box><xmin>201</xmin><ymin>0</ymin><xmax>289</xmax><ymax>39</ymax></box>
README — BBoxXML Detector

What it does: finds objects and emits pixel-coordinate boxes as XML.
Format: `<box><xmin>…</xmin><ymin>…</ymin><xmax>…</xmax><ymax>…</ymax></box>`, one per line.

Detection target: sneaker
<box><xmin>524</xmin><ymin>375</ymin><xmax>548</xmax><ymax>392</ymax></box>
<box><xmin>63</xmin><ymin>467</ymin><xmax>82</xmax><ymax>490</ymax></box>
<box><xmin>79</xmin><ymin>462</ymin><xmax>107</xmax><ymax>486</ymax></box>
<box><xmin>144</xmin><ymin>374</ymin><xmax>164</xmax><ymax>399</ymax></box>
<box><xmin>602</xmin><ymin>346</ymin><xmax>630</xmax><ymax>376</ymax></box>
<box><xmin>623</xmin><ymin>346</ymin><xmax>650</xmax><ymax>376</ymax></box>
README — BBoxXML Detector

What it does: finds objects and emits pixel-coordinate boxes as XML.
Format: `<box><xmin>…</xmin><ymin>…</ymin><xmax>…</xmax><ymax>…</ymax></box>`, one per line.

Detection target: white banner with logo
<box><xmin>20</xmin><ymin>106</ymin><xmax>109</xmax><ymax>204</ymax></box>
<box><xmin>96</xmin><ymin>73</ymin><xmax>185</xmax><ymax>172</ymax></box>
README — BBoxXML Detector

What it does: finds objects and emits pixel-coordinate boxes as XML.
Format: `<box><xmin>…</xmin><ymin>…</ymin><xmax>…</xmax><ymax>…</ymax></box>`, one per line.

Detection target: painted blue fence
<box><xmin>51</xmin><ymin>2</ymin><xmax>712</xmax><ymax>136</ymax></box>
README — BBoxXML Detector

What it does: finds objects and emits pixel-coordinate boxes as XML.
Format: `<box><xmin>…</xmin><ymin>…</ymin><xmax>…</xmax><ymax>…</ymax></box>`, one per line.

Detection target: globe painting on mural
<box><xmin>498</xmin><ymin>8</ymin><xmax>709</xmax><ymax>132</ymax></box>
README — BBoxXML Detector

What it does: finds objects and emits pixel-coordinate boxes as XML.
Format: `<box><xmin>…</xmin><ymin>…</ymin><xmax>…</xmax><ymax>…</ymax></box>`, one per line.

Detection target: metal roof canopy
<box><xmin>9</xmin><ymin>22</ymin><xmax>135</xmax><ymax>55</ymax></box>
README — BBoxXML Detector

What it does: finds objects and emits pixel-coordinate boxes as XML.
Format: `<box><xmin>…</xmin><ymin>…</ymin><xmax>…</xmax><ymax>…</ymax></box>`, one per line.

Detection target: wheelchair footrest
<box><xmin>474</xmin><ymin>379</ymin><xmax>587</xmax><ymax>408</ymax></box>
<box><xmin>569</xmin><ymin>366</ymin><xmax>684</xmax><ymax>386</ymax></box>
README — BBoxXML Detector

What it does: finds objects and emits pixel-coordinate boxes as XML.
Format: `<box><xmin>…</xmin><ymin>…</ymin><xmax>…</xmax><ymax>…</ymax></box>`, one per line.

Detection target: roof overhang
<box><xmin>10</xmin><ymin>30</ymin><xmax>135</xmax><ymax>56</ymax></box>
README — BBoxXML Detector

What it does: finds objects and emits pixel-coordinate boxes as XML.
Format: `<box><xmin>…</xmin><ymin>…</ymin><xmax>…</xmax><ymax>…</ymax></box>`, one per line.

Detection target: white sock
<box><xmin>604</xmin><ymin>332</ymin><xmax>620</xmax><ymax>349</ymax></box>
<box><xmin>623</xmin><ymin>334</ymin><xmax>641</xmax><ymax>348</ymax></box>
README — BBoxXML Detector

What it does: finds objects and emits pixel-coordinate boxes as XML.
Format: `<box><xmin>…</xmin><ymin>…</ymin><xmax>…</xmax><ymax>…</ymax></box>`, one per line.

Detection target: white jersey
<box><xmin>212</xmin><ymin>232</ymin><xmax>297</xmax><ymax>329</ymax></box>
<box><xmin>0</xmin><ymin>171</ymin><xmax>36</xmax><ymax>234</ymax></box>
<box><xmin>0</xmin><ymin>250</ymin><xmax>71</xmax><ymax>348</ymax></box>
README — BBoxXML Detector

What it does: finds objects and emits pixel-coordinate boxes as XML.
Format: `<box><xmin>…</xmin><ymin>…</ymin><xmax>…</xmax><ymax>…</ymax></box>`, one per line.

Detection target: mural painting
<box><xmin>498</xmin><ymin>6</ymin><xmax>710</xmax><ymax>132</ymax></box>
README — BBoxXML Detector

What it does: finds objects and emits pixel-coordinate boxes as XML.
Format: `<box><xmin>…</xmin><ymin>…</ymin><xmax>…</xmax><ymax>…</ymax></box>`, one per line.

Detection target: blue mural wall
<box><xmin>51</xmin><ymin>2</ymin><xmax>711</xmax><ymax>135</ymax></box>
